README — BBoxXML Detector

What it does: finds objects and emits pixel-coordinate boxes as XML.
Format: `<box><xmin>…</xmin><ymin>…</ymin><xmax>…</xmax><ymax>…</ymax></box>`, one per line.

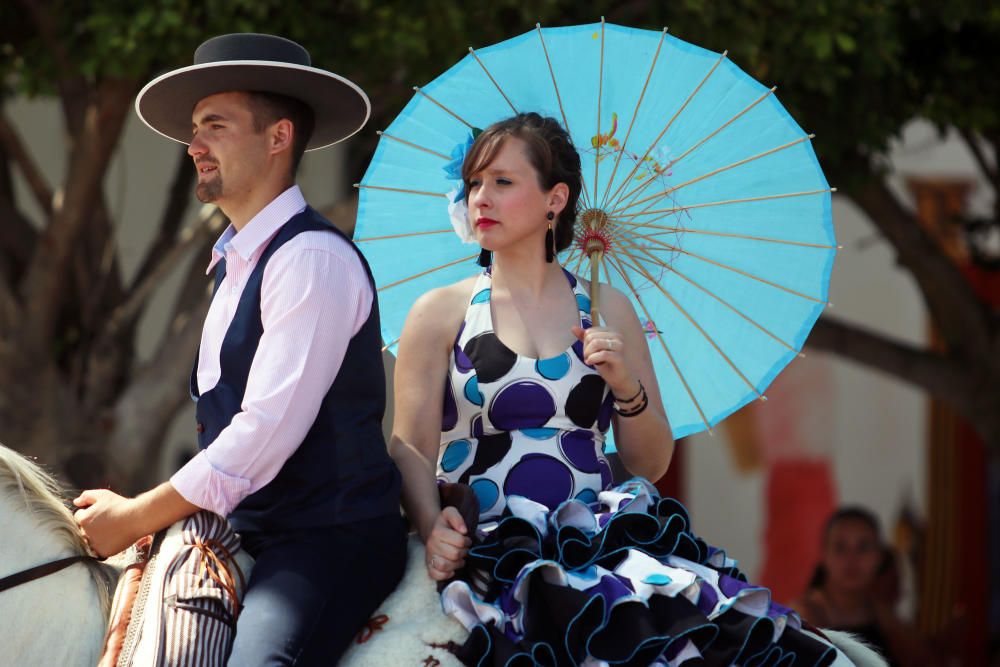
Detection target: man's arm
<box><xmin>75</xmin><ymin>233</ymin><xmax>370</xmax><ymax>556</ymax></box>
<box><xmin>74</xmin><ymin>482</ymin><xmax>198</xmax><ymax>558</ymax></box>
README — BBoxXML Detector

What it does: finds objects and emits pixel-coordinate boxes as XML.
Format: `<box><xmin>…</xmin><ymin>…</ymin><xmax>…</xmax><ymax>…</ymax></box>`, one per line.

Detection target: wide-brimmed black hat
<box><xmin>135</xmin><ymin>33</ymin><xmax>369</xmax><ymax>151</ymax></box>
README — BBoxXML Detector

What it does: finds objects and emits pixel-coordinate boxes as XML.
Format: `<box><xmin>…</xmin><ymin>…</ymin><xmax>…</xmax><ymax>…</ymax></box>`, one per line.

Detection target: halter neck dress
<box><xmin>435</xmin><ymin>267</ymin><xmax>846</xmax><ymax>667</ymax></box>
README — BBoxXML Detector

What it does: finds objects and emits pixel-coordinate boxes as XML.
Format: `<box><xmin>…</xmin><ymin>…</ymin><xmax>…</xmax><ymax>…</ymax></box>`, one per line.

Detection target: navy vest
<box><xmin>191</xmin><ymin>207</ymin><xmax>401</xmax><ymax>533</ymax></box>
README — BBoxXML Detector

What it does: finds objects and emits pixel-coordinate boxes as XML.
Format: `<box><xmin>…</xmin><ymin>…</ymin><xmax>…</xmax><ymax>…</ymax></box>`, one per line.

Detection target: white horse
<box><xmin>0</xmin><ymin>443</ymin><xmax>883</xmax><ymax>666</ymax></box>
<box><xmin>0</xmin><ymin>444</ymin><xmax>119</xmax><ymax>666</ymax></box>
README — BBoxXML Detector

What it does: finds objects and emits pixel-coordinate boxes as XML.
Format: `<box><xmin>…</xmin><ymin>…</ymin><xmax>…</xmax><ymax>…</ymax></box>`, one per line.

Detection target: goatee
<box><xmin>196</xmin><ymin>177</ymin><xmax>222</xmax><ymax>203</ymax></box>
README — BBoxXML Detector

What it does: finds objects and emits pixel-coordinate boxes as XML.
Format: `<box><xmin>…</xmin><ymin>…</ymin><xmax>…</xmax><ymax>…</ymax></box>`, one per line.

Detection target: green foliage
<box><xmin>1</xmin><ymin>0</ymin><xmax>996</xmax><ymax>179</ymax></box>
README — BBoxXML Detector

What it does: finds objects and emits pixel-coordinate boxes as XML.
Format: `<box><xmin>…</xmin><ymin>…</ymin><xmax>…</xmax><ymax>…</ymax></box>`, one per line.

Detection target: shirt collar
<box><xmin>206</xmin><ymin>185</ymin><xmax>307</xmax><ymax>273</ymax></box>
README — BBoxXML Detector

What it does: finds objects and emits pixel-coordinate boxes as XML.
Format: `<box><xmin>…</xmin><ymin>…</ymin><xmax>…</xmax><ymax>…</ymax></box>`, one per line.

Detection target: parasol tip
<box><xmin>770</xmin><ymin>85</ymin><xmax>778</xmax><ymax>92</ymax></box>
<box><xmin>468</xmin><ymin>46</ymin><xmax>474</xmax><ymax>52</ymax></box>
<box><xmin>722</xmin><ymin>49</ymin><xmax>729</xmax><ymax>58</ymax></box>
<box><xmin>826</xmin><ymin>301</ymin><xmax>834</xmax><ymax>308</ymax></box>
<box><xmin>600</xmin><ymin>16</ymin><xmax>605</xmax><ymax>23</ymax></box>
<box><xmin>836</xmin><ymin>245</ymin><xmax>844</xmax><ymax>250</ymax></box>
<box><xmin>808</xmin><ymin>133</ymin><xmax>816</xmax><ymax>139</ymax></box>
<box><xmin>375</xmin><ymin>130</ymin><xmax>383</xmax><ymax>136</ymax></box>
<box><xmin>413</xmin><ymin>86</ymin><xmax>420</xmax><ymax>91</ymax></box>
<box><xmin>536</xmin><ymin>22</ymin><xmax>542</xmax><ymax>29</ymax></box>
<box><xmin>798</xmin><ymin>352</ymin><xmax>807</xmax><ymax>359</ymax></box>
<box><xmin>831</xmin><ymin>187</ymin><xmax>838</xmax><ymax>193</ymax></box>
<box><xmin>759</xmin><ymin>395</ymin><xmax>768</xmax><ymax>402</ymax></box>
<box><xmin>352</xmin><ymin>183</ymin><xmax>360</xmax><ymax>189</ymax></box>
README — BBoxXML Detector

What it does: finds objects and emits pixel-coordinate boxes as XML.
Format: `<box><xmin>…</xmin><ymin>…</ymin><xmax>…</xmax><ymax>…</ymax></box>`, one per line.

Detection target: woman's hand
<box><xmin>425</xmin><ymin>506</ymin><xmax>472</xmax><ymax>581</ymax></box>
<box><xmin>571</xmin><ymin>324</ymin><xmax>638</xmax><ymax>400</ymax></box>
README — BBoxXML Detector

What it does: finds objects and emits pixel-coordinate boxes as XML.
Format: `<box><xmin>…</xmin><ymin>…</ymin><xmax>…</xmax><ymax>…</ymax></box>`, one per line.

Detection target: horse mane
<box><xmin>0</xmin><ymin>444</ymin><xmax>116</xmax><ymax>616</ymax></box>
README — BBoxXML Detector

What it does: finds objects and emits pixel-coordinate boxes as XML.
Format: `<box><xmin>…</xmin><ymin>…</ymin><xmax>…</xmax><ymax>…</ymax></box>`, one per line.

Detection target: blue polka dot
<box><xmin>440</xmin><ymin>439</ymin><xmax>470</xmax><ymax>472</ymax></box>
<box><xmin>575</xmin><ymin>488</ymin><xmax>598</xmax><ymax>504</ymax></box>
<box><xmin>576</xmin><ymin>294</ymin><xmax>591</xmax><ymax>314</ymax></box>
<box><xmin>470</xmin><ymin>288</ymin><xmax>491</xmax><ymax>304</ymax></box>
<box><xmin>464</xmin><ymin>376</ymin><xmax>484</xmax><ymax>406</ymax></box>
<box><xmin>470</xmin><ymin>478</ymin><xmax>499</xmax><ymax>512</ymax></box>
<box><xmin>535</xmin><ymin>353</ymin><xmax>571</xmax><ymax>380</ymax></box>
<box><xmin>643</xmin><ymin>573</ymin><xmax>674</xmax><ymax>586</ymax></box>
<box><xmin>521</xmin><ymin>427</ymin><xmax>559</xmax><ymax>440</ymax></box>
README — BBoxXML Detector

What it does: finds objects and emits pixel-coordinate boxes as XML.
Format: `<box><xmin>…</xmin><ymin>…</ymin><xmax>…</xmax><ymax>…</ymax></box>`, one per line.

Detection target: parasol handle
<box><xmin>589</xmin><ymin>249</ymin><xmax>602</xmax><ymax>326</ymax></box>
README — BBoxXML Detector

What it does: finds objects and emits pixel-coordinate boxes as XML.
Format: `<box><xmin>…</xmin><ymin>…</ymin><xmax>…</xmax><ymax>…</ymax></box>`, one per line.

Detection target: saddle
<box><xmin>98</xmin><ymin>511</ymin><xmax>253</xmax><ymax>667</ymax></box>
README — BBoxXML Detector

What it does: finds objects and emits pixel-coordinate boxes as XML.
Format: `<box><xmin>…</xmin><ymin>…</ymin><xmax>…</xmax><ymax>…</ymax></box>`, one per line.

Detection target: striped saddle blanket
<box><xmin>98</xmin><ymin>511</ymin><xmax>254</xmax><ymax>666</ymax></box>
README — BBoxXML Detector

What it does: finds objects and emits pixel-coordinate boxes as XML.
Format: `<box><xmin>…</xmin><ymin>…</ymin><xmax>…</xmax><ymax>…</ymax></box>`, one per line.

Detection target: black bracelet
<box><xmin>612</xmin><ymin>379</ymin><xmax>644</xmax><ymax>404</ymax></box>
<box><xmin>614</xmin><ymin>384</ymin><xmax>649</xmax><ymax>417</ymax></box>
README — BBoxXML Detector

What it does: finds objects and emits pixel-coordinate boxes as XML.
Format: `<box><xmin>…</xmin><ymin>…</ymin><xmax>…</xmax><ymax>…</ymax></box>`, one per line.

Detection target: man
<box><xmin>73</xmin><ymin>33</ymin><xmax>406</xmax><ymax>665</ymax></box>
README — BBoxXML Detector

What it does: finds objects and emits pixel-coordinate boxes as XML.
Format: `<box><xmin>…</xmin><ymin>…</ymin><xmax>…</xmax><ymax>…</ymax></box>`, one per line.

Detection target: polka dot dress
<box><xmin>438</xmin><ymin>267</ymin><xmax>616</xmax><ymax>521</ymax></box>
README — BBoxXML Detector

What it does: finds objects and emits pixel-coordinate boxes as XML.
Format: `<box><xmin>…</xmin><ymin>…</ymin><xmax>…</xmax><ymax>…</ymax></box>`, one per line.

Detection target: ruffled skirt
<box><xmin>440</xmin><ymin>479</ymin><xmax>845</xmax><ymax>667</ymax></box>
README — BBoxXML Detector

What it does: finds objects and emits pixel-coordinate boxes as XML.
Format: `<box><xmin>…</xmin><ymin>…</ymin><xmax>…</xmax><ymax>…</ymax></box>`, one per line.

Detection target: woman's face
<box><xmin>822</xmin><ymin>519</ymin><xmax>882</xmax><ymax>594</ymax></box>
<box><xmin>467</xmin><ymin>137</ymin><xmax>558</xmax><ymax>253</ymax></box>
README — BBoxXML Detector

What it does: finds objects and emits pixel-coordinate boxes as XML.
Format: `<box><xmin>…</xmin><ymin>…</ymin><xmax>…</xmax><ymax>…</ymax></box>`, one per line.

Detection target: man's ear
<box><xmin>270</xmin><ymin>118</ymin><xmax>294</xmax><ymax>156</ymax></box>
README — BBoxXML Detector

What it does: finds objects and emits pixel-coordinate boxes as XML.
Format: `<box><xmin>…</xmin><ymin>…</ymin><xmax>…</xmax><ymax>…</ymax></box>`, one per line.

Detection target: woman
<box><xmin>390</xmin><ymin>113</ymin><xmax>844</xmax><ymax>665</ymax></box>
<box><xmin>794</xmin><ymin>508</ymin><xmax>931</xmax><ymax>666</ymax></box>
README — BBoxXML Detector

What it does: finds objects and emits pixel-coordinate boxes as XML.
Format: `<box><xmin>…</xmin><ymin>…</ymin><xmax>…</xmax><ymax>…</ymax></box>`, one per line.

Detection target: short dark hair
<box><xmin>244</xmin><ymin>91</ymin><xmax>315</xmax><ymax>175</ymax></box>
<box><xmin>461</xmin><ymin>113</ymin><xmax>582</xmax><ymax>252</ymax></box>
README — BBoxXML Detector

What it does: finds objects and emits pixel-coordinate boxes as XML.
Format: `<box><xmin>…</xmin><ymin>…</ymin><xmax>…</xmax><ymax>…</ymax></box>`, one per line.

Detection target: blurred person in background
<box><xmin>793</xmin><ymin>507</ymin><xmax>935</xmax><ymax>666</ymax></box>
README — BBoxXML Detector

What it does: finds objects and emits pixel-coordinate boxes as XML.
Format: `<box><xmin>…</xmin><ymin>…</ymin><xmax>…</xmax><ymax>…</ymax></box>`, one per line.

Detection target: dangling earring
<box><xmin>545</xmin><ymin>211</ymin><xmax>555</xmax><ymax>263</ymax></box>
<box><xmin>477</xmin><ymin>248</ymin><xmax>492</xmax><ymax>267</ymax></box>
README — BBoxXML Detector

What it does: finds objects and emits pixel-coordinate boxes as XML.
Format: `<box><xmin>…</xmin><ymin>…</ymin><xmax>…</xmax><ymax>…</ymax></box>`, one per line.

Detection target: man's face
<box><xmin>188</xmin><ymin>92</ymin><xmax>270</xmax><ymax>205</ymax></box>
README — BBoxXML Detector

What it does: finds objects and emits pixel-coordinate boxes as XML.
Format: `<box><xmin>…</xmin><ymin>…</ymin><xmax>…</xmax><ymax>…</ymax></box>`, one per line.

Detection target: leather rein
<box><xmin>0</xmin><ymin>555</ymin><xmax>97</xmax><ymax>594</ymax></box>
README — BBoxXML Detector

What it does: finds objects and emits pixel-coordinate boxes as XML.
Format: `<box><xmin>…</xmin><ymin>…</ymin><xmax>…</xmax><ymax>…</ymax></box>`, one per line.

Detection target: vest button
<box><xmin>196</xmin><ymin>423</ymin><xmax>205</xmax><ymax>434</ymax></box>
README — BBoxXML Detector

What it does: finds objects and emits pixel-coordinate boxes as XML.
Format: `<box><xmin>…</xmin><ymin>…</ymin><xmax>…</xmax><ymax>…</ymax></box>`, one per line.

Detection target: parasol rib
<box><xmin>593</xmin><ymin>17</ymin><xmax>605</xmax><ymax>206</ymax></box>
<box><xmin>413</xmin><ymin>87</ymin><xmax>474</xmax><ymax>129</ymax></box>
<box><xmin>376</xmin><ymin>131</ymin><xmax>450</xmax><ymax>160</ymax></box>
<box><xmin>381</xmin><ymin>337</ymin><xmax>401</xmax><ymax>353</ymax></box>
<box><xmin>612</xmin><ymin>239</ymin><xmax>764</xmax><ymax>399</ymax></box>
<box><xmin>355</xmin><ymin>184</ymin><xmax>449</xmax><ymax>199</ymax></box>
<box><xmin>602</xmin><ymin>252</ymin><xmax>712</xmax><ymax>432</ymax></box>
<box><xmin>616</xmin><ymin>226</ymin><xmax>830</xmax><ymax>305</ymax></box>
<box><xmin>602</xmin><ymin>50</ymin><xmax>728</xmax><ymax>212</ymax></box>
<box><xmin>613</xmin><ymin>188</ymin><xmax>834</xmax><ymax>221</ymax></box>
<box><xmin>536</xmin><ymin>23</ymin><xmax>590</xmax><ymax>210</ymax></box>
<box><xmin>469</xmin><ymin>47</ymin><xmax>518</xmax><ymax>114</ymax></box>
<box><xmin>606</xmin><ymin>86</ymin><xmax>777</xmax><ymax>213</ymax></box>
<box><xmin>599</xmin><ymin>27</ymin><xmax>669</xmax><ymax>212</ymax></box>
<box><xmin>613</xmin><ymin>226</ymin><xmax>803</xmax><ymax>354</ymax></box>
<box><xmin>355</xmin><ymin>229</ymin><xmax>454</xmax><ymax>243</ymax></box>
<box><xmin>619</xmin><ymin>224</ymin><xmax>839</xmax><ymax>250</ymax></box>
<box><xmin>378</xmin><ymin>254</ymin><xmax>478</xmax><ymax>291</ymax></box>
<box><xmin>612</xmin><ymin>134</ymin><xmax>815</xmax><ymax>215</ymax></box>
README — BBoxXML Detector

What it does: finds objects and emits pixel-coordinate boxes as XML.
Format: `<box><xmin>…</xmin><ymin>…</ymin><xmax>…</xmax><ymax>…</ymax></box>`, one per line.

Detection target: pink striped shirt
<box><xmin>170</xmin><ymin>185</ymin><xmax>373</xmax><ymax>517</ymax></box>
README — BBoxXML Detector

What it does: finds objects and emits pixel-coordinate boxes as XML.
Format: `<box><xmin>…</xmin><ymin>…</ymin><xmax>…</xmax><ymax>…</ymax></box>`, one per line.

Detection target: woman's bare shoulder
<box><xmin>403</xmin><ymin>275</ymin><xmax>478</xmax><ymax>339</ymax></box>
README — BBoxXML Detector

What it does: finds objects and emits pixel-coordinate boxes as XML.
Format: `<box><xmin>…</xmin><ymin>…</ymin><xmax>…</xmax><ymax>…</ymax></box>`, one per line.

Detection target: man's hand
<box><xmin>74</xmin><ymin>482</ymin><xmax>201</xmax><ymax>559</ymax></box>
<box><xmin>73</xmin><ymin>489</ymin><xmax>145</xmax><ymax>558</ymax></box>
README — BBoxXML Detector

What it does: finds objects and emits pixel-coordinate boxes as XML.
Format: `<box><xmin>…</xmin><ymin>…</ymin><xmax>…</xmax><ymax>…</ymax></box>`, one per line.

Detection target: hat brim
<box><xmin>135</xmin><ymin>61</ymin><xmax>370</xmax><ymax>151</ymax></box>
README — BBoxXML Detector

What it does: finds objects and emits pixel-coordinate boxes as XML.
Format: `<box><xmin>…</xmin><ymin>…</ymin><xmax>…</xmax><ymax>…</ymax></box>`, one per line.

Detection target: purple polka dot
<box><xmin>442</xmin><ymin>380</ymin><xmax>458</xmax><ymax>431</ymax></box>
<box><xmin>572</xmin><ymin>339</ymin><xmax>586</xmax><ymax>364</ymax></box>
<box><xmin>503</xmin><ymin>454</ymin><xmax>574</xmax><ymax>509</ymax></box>
<box><xmin>488</xmin><ymin>380</ymin><xmax>556</xmax><ymax>430</ymax></box>
<box><xmin>471</xmin><ymin>415</ymin><xmax>484</xmax><ymax>438</ymax></box>
<box><xmin>558</xmin><ymin>429</ymin><xmax>601</xmax><ymax>473</ymax></box>
<box><xmin>598</xmin><ymin>457</ymin><xmax>613</xmax><ymax>489</ymax></box>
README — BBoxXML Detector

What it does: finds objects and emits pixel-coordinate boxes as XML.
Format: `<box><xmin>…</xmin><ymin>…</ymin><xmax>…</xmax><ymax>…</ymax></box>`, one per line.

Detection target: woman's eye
<box><xmin>468</xmin><ymin>179</ymin><xmax>481</xmax><ymax>188</ymax></box>
<box><xmin>497</xmin><ymin>178</ymin><xmax>512</xmax><ymax>185</ymax></box>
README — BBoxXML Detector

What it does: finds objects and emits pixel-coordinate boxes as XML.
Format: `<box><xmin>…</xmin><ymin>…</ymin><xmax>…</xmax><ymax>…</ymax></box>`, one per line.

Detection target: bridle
<box><xmin>0</xmin><ymin>555</ymin><xmax>97</xmax><ymax>594</ymax></box>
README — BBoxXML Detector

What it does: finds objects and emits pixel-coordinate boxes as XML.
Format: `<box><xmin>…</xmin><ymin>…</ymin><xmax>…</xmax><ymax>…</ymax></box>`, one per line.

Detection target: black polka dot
<box><xmin>459</xmin><ymin>432</ymin><xmax>513</xmax><ymax>484</ymax></box>
<box><xmin>464</xmin><ymin>332</ymin><xmax>518</xmax><ymax>383</ymax></box>
<box><xmin>565</xmin><ymin>375</ymin><xmax>607</xmax><ymax>428</ymax></box>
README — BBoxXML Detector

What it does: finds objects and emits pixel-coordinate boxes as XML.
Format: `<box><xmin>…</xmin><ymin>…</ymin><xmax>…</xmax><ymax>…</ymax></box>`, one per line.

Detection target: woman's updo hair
<box><xmin>461</xmin><ymin>113</ymin><xmax>582</xmax><ymax>252</ymax></box>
